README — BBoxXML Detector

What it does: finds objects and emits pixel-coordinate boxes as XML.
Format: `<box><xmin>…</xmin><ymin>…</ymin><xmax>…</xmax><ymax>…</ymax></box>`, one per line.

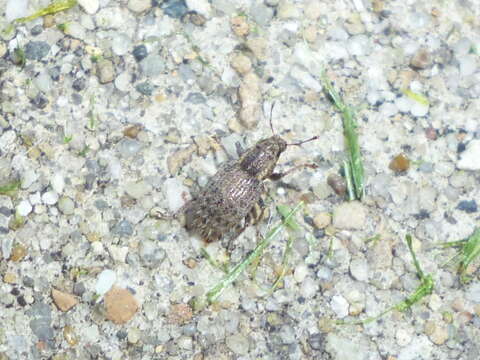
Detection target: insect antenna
<box><xmin>287</xmin><ymin>135</ymin><xmax>320</xmax><ymax>146</ymax></box>
<box><xmin>267</xmin><ymin>101</ymin><xmax>276</xmax><ymax>135</ymax></box>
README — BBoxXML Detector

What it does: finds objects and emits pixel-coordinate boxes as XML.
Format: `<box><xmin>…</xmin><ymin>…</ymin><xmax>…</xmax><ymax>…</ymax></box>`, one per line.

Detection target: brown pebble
<box><xmin>168</xmin><ymin>303</ymin><xmax>193</xmax><ymax>325</ymax></box>
<box><xmin>183</xmin><ymin>257</ymin><xmax>197</xmax><ymax>269</ymax></box>
<box><xmin>10</xmin><ymin>243</ymin><xmax>27</xmax><ymax>262</ymax></box>
<box><xmin>105</xmin><ymin>286</ymin><xmax>139</xmax><ymax>324</ymax></box>
<box><xmin>410</xmin><ymin>48</ymin><xmax>432</xmax><ymax>69</ymax></box>
<box><xmin>43</xmin><ymin>15</ymin><xmax>55</xmax><ymax>28</ymax></box>
<box><xmin>3</xmin><ymin>272</ymin><xmax>16</xmax><ymax>284</ymax></box>
<box><xmin>313</xmin><ymin>212</ymin><xmax>331</xmax><ymax>229</ymax></box>
<box><xmin>389</xmin><ymin>154</ymin><xmax>410</xmax><ymax>173</ymax></box>
<box><xmin>52</xmin><ymin>288</ymin><xmax>78</xmax><ymax>312</ymax></box>
<box><xmin>231</xmin><ymin>16</ymin><xmax>249</xmax><ymax>37</ymax></box>
<box><xmin>425</xmin><ymin>127</ymin><xmax>437</xmax><ymax>140</ymax></box>
<box><xmin>327</xmin><ymin>173</ymin><xmax>347</xmax><ymax>196</ymax></box>
<box><xmin>123</xmin><ymin>125</ymin><xmax>142</xmax><ymax>139</ymax></box>
<box><xmin>63</xmin><ymin>325</ymin><xmax>79</xmax><ymax>346</ymax></box>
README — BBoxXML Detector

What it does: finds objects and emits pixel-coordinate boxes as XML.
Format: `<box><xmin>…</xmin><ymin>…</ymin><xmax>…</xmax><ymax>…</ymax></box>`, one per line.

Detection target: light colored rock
<box><xmin>128</xmin><ymin>0</ymin><xmax>152</xmax><ymax>13</ymax></box>
<box><xmin>458</xmin><ymin>139</ymin><xmax>480</xmax><ymax>170</ymax></box>
<box><xmin>238</xmin><ymin>72</ymin><xmax>262</xmax><ymax>129</ymax></box>
<box><xmin>105</xmin><ymin>286</ymin><xmax>139</xmax><ymax>324</ymax></box>
<box><xmin>17</xmin><ymin>200</ymin><xmax>32</xmax><ymax>216</ymax></box>
<box><xmin>5</xmin><ymin>0</ymin><xmax>28</xmax><ymax>22</ymax></box>
<box><xmin>186</xmin><ymin>0</ymin><xmax>212</xmax><ymax>17</ymax></box>
<box><xmin>78</xmin><ymin>0</ymin><xmax>99</xmax><ymax>15</ymax></box>
<box><xmin>95</xmin><ymin>269</ymin><xmax>116</xmax><ymax>296</ymax></box>
<box><xmin>332</xmin><ymin>201</ymin><xmax>367</xmax><ymax>230</ymax></box>
<box><xmin>52</xmin><ymin>289</ymin><xmax>78</xmax><ymax>312</ymax></box>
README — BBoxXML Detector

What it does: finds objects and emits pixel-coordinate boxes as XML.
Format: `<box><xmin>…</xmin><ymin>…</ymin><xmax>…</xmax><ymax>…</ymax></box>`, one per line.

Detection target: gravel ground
<box><xmin>1</xmin><ymin>0</ymin><xmax>480</xmax><ymax>359</ymax></box>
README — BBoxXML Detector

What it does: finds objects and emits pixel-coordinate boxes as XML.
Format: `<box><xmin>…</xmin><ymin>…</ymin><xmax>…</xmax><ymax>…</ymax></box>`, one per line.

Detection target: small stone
<box><xmin>63</xmin><ymin>325</ymin><xmax>79</xmax><ymax>346</ymax></box>
<box><xmin>127</xmin><ymin>327</ymin><xmax>141</xmax><ymax>344</ymax></box>
<box><xmin>457</xmin><ymin>140</ymin><xmax>480</xmax><ymax>170</ymax></box>
<box><xmin>4</xmin><ymin>272</ymin><xmax>16</xmax><ymax>284</ymax></box>
<box><xmin>458</xmin><ymin>55</ymin><xmax>477</xmax><ymax>77</ymax></box>
<box><xmin>303</xmin><ymin>25</ymin><xmax>317</xmax><ymax>43</ymax></box>
<box><xmin>58</xmin><ymin>196</ymin><xmax>75</xmax><ymax>215</ymax></box>
<box><xmin>300</xmin><ymin>277</ymin><xmax>318</xmax><ymax>298</ymax></box>
<box><xmin>230</xmin><ymin>54</ymin><xmax>252</xmax><ymax>75</ymax></box>
<box><xmin>186</xmin><ymin>0</ymin><xmax>212</xmax><ymax>17</ymax></box>
<box><xmin>226</xmin><ymin>334</ymin><xmax>249</xmax><ymax>355</ymax></box>
<box><xmin>349</xmin><ymin>257</ymin><xmax>369</xmax><ymax>282</ymax></box>
<box><xmin>424</xmin><ymin>321</ymin><xmax>448</xmax><ymax>345</ymax></box>
<box><xmin>17</xmin><ymin>200</ymin><xmax>32</xmax><ymax>216</ymax></box>
<box><xmin>277</xmin><ymin>1</ymin><xmax>300</xmax><ymax>19</ymax></box>
<box><xmin>24</xmin><ymin>41</ymin><xmax>51</xmax><ymax>61</ymax></box>
<box><xmin>238</xmin><ymin>72</ymin><xmax>261</xmax><ymax>128</ymax></box>
<box><xmin>136</xmin><ymin>81</ymin><xmax>154</xmax><ymax>96</ymax></box>
<box><xmin>78</xmin><ymin>0</ymin><xmax>99</xmax><ymax>14</ymax></box>
<box><xmin>305</xmin><ymin>1</ymin><xmax>322</xmax><ymax>20</ymax></box>
<box><xmin>132</xmin><ymin>45</ymin><xmax>148</xmax><ymax>62</ymax></box>
<box><xmin>112</xmin><ymin>219</ymin><xmax>134</xmax><ymax>237</ymax></box>
<box><xmin>249</xmin><ymin>3</ymin><xmax>274</xmax><ymax>26</ymax></box>
<box><xmin>139</xmin><ymin>239</ymin><xmax>167</xmax><ymax>268</ymax></box>
<box><xmin>168</xmin><ymin>304</ymin><xmax>193</xmax><ymax>324</ymax></box>
<box><xmin>313</xmin><ymin>212</ymin><xmax>331</xmax><ymax>229</ymax></box>
<box><xmin>293</xmin><ymin>263</ymin><xmax>308</xmax><ymax>283</ymax></box>
<box><xmin>332</xmin><ymin>201</ymin><xmax>367</xmax><ymax>230</ymax></box>
<box><xmin>466</xmin><ymin>283</ymin><xmax>480</xmax><ymax>302</ymax></box>
<box><xmin>141</xmin><ymin>54</ymin><xmax>165</xmax><ymax>77</ymax></box>
<box><xmin>117</xmin><ymin>138</ymin><xmax>143</xmax><ymax>157</ymax></box>
<box><xmin>246</xmin><ymin>37</ymin><xmax>267</xmax><ymax>60</ymax></box>
<box><xmin>6</xmin><ymin>0</ymin><xmax>29</xmax><ymax>22</ymax></box>
<box><xmin>128</xmin><ymin>0</ymin><xmax>152</xmax><ymax>13</ymax></box>
<box><xmin>344</xmin><ymin>14</ymin><xmax>365</xmax><ymax>35</ymax></box>
<box><xmin>410</xmin><ymin>48</ymin><xmax>432</xmax><ymax>69</ymax></box>
<box><xmin>327</xmin><ymin>174</ymin><xmax>347</xmax><ymax>196</ymax></box>
<box><xmin>167</xmin><ymin>145</ymin><xmax>196</xmax><ymax>175</ymax></box>
<box><xmin>123</xmin><ymin>125</ymin><xmax>142</xmax><ymax>139</ymax></box>
<box><xmin>105</xmin><ymin>286</ymin><xmax>139</xmax><ymax>324</ymax></box>
<box><xmin>185</xmin><ymin>92</ymin><xmax>206</xmax><ymax>104</ymax></box>
<box><xmin>51</xmin><ymin>289</ymin><xmax>78</xmax><ymax>312</ymax></box>
<box><xmin>330</xmin><ymin>295</ymin><xmax>349</xmax><ymax>318</ymax></box>
<box><xmin>162</xmin><ymin>0</ymin><xmax>189</xmax><ymax>18</ymax></box>
<box><xmin>95</xmin><ymin>269</ymin><xmax>116</xmax><ymax>296</ymax></box>
<box><xmin>231</xmin><ymin>16</ymin><xmax>249</xmax><ymax>37</ymax></box>
<box><xmin>42</xmin><ymin>191</ymin><xmax>59</xmax><ymax>205</ymax></box>
<box><xmin>456</xmin><ymin>200</ymin><xmax>477</xmax><ymax>213</ymax></box>
<box><xmin>395</xmin><ymin>328</ymin><xmax>412</xmax><ymax>346</ymax></box>
<box><xmin>389</xmin><ymin>153</ymin><xmax>410</xmax><ymax>173</ymax></box>
<box><xmin>97</xmin><ymin>60</ymin><xmax>115</xmax><ymax>84</ymax></box>
<box><xmin>10</xmin><ymin>244</ymin><xmax>27</xmax><ymax>262</ymax></box>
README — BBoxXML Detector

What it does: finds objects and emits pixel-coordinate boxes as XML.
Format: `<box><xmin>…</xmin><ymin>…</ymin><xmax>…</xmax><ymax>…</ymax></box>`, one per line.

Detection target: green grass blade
<box><xmin>14</xmin><ymin>0</ymin><xmax>77</xmax><ymax>23</ymax></box>
<box><xmin>458</xmin><ymin>228</ymin><xmax>480</xmax><ymax>276</ymax></box>
<box><xmin>321</xmin><ymin>73</ymin><xmax>365</xmax><ymax>200</ymax></box>
<box><xmin>206</xmin><ymin>202</ymin><xmax>303</xmax><ymax>303</ymax></box>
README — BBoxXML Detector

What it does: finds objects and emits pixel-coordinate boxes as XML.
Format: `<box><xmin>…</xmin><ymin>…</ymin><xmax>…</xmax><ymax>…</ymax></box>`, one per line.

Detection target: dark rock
<box><xmin>132</xmin><ymin>44</ymin><xmax>148</xmax><ymax>62</ymax></box>
<box><xmin>24</xmin><ymin>41</ymin><xmax>50</xmax><ymax>61</ymax></box>
<box><xmin>457</xmin><ymin>200</ymin><xmax>477</xmax><ymax>213</ymax></box>
<box><xmin>162</xmin><ymin>0</ymin><xmax>188</xmax><ymax>18</ymax></box>
<box><xmin>136</xmin><ymin>82</ymin><xmax>154</xmax><ymax>96</ymax></box>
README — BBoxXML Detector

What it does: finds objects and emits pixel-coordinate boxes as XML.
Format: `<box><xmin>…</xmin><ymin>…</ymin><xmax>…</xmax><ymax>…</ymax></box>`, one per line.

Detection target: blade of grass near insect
<box><xmin>337</xmin><ymin>234</ymin><xmax>434</xmax><ymax>325</ymax></box>
<box><xmin>14</xmin><ymin>0</ymin><xmax>77</xmax><ymax>23</ymax></box>
<box><xmin>0</xmin><ymin>180</ymin><xmax>21</xmax><ymax>197</ymax></box>
<box><xmin>206</xmin><ymin>202</ymin><xmax>303</xmax><ymax>303</ymax></box>
<box><xmin>321</xmin><ymin>74</ymin><xmax>365</xmax><ymax>200</ymax></box>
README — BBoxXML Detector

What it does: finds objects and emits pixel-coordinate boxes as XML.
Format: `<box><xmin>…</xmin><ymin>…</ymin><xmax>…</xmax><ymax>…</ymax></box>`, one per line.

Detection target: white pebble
<box><xmin>330</xmin><ymin>295</ymin><xmax>349</xmax><ymax>318</ymax></box>
<box><xmin>300</xmin><ymin>277</ymin><xmax>318</xmax><ymax>298</ymax></box>
<box><xmin>6</xmin><ymin>0</ymin><xmax>28</xmax><ymax>22</ymax></box>
<box><xmin>78</xmin><ymin>0</ymin><xmax>99</xmax><ymax>15</ymax></box>
<box><xmin>95</xmin><ymin>269</ymin><xmax>116</xmax><ymax>296</ymax></box>
<box><xmin>163</xmin><ymin>178</ymin><xmax>190</xmax><ymax>213</ymax></box>
<box><xmin>410</xmin><ymin>102</ymin><xmax>429</xmax><ymax>117</ymax></box>
<box><xmin>29</xmin><ymin>192</ymin><xmax>41</xmax><ymax>205</ymax></box>
<box><xmin>347</xmin><ymin>35</ymin><xmax>370</xmax><ymax>56</ymax></box>
<box><xmin>186</xmin><ymin>0</ymin><xmax>212</xmax><ymax>17</ymax></box>
<box><xmin>17</xmin><ymin>200</ymin><xmax>32</xmax><ymax>216</ymax></box>
<box><xmin>293</xmin><ymin>263</ymin><xmax>308</xmax><ymax>283</ymax></box>
<box><xmin>458</xmin><ymin>140</ymin><xmax>480</xmax><ymax>170</ymax></box>
<box><xmin>458</xmin><ymin>55</ymin><xmax>477</xmax><ymax>76</ymax></box>
<box><xmin>51</xmin><ymin>173</ymin><xmax>65</xmax><ymax>194</ymax></box>
<box><xmin>42</xmin><ymin>191</ymin><xmax>59</xmax><ymax>205</ymax></box>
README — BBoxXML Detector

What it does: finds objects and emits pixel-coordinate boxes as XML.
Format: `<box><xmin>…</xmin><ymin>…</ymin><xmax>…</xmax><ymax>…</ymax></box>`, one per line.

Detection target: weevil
<box><xmin>180</xmin><ymin>131</ymin><xmax>319</xmax><ymax>244</ymax></box>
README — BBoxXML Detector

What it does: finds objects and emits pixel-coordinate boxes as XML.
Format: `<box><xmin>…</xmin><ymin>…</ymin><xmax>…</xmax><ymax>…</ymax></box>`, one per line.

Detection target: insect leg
<box><xmin>269</xmin><ymin>163</ymin><xmax>318</xmax><ymax>181</ymax></box>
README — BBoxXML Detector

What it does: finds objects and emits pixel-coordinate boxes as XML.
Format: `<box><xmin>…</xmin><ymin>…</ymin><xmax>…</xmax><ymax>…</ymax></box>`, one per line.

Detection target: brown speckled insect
<box><xmin>182</xmin><ymin>129</ymin><xmax>319</xmax><ymax>244</ymax></box>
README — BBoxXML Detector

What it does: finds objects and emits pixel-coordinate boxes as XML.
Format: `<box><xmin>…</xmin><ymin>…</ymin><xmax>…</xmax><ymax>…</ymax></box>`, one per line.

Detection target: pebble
<box><xmin>456</xmin><ymin>200</ymin><xmax>477</xmax><ymax>213</ymax></box>
<box><xmin>136</xmin><ymin>82</ymin><xmax>154</xmax><ymax>95</ymax></box>
<box><xmin>249</xmin><ymin>3</ymin><xmax>274</xmax><ymax>26</ymax></box>
<box><xmin>17</xmin><ymin>200</ymin><xmax>32</xmax><ymax>216</ymax></box>
<box><xmin>112</xmin><ymin>34</ymin><xmax>132</xmax><ymax>56</ymax></box>
<box><xmin>458</xmin><ymin>55</ymin><xmax>477</xmax><ymax>77</ymax></box>
<box><xmin>327</xmin><ymin>173</ymin><xmax>347</xmax><ymax>196</ymax></box>
<box><xmin>10</xmin><ymin>243</ymin><xmax>27</xmax><ymax>262</ymax></box>
<box><xmin>163</xmin><ymin>178</ymin><xmax>190</xmax><ymax>212</ymax></box>
<box><xmin>389</xmin><ymin>153</ymin><xmax>410</xmax><ymax>173</ymax></box>
<box><xmin>141</xmin><ymin>54</ymin><xmax>165</xmax><ymax>77</ymax></box>
<box><xmin>332</xmin><ymin>201</ymin><xmax>367</xmax><ymax>230</ymax></box>
<box><xmin>42</xmin><ymin>191</ymin><xmax>59</xmax><ymax>205</ymax></box>
<box><xmin>466</xmin><ymin>282</ymin><xmax>480</xmax><ymax>303</ymax></box>
<box><xmin>347</xmin><ymin>34</ymin><xmax>370</xmax><ymax>56</ymax></box>
<box><xmin>349</xmin><ymin>257</ymin><xmax>369</xmax><ymax>282</ymax></box>
<box><xmin>231</xmin><ymin>16</ymin><xmax>250</xmax><ymax>37</ymax></box>
<box><xmin>132</xmin><ymin>45</ymin><xmax>148</xmax><ymax>62</ymax></box>
<box><xmin>51</xmin><ymin>289</ymin><xmax>78</xmax><ymax>312</ymax></box>
<box><xmin>167</xmin><ymin>145</ymin><xmax>196</xmax><ymax>175</ymax></box>
<box><xmin>396</xmin><ymin>328</ymin><xmax>412</xmax><ymax>346</ymax></box>
<box><xmin>277</xmin><ymin>1</ymin><xmax>301</xmax><ymax>19</ymax></box>
<box><xmin>305</xmin><ymin>1</ymin><xmax>322</xmax><ymax>20</ymax></box>
<box><xmin>168</xmin><ymin>304</ymin><xmax>193</xmax><ymax>324</ymax></box>
<box><xmin>125</xmin><ymin>180</ymin><xmax>152</xmax><ymax>199</ymax></box>
<box><xmin>139</xmin><ymin>239</ymin><xmax>167</xmax><ymax>268</ymax></box>
<box><xmin>293</xmin><ymin>263</ymin><xmax>308</xmax><ymax>283</ymax></box>
<box><xmin>58</xmin><ymin>196</ymin><xmax>75</xmax><ymax>215</ymax></box>
<box><xmin>230</xmin><ymin>54</ymin><xmax>252</xmax><ymax>75</ymax></box>
<box><xmin>424</xmin><ymin>321</ymin><xmax>449</xmax><ymax>345</ymax></box>
<box><xmin>25</xmin><ymin>41</ymin><xmax>51</xmax><ymax>61</ymax></box>
<box><xmin>330</xmin><ymin>295</ymin><xmax>349</xmax><ymax>318</ymax></box>
<box><xmin>51</xmin><ymin>174</ymin><xmax>65</xmax><ymax>194</ymax></box>
<box><xmin>105</xmin><ymin>286</ymin><xmax>139</xmax><ymax>324</ymax></box>
<box><xmin>63</xmin><ymin>325</ymin><xmax>79</xmax><ymax>346</ymax></box>
<box><xmin>162</xmin><ymin>0</ymin><xmax>189</xmax><ymax>18</ymax></box>
<box><xmin>313</xmin><ymin>212</ymin><xmax>331</xmax><ymax>229</ymax></box>
<box><xmin>128</xmin><ymin>0</ymin><xmax>152</xmax><ymax>13</ymax></box>
<box><xmin>226</xmin><ymin>334</ymin><xmax>249</xmax><ymax>355</ymax></box>
<box><xmin>308</xmin><ymin>333</ymin><xmax>324</xmax><ymax>350</ymax></box>
<box><xmin>97</xmin><ymin>59</ymin><xmax>115</xmax><ymax>84</ymax></box>
<box><xmin>127</xmin><ymin>327</ymin><xmax>141</xmax><ymax>344</ymax></box>
<box><xmin>95</xmin><ymin>269</ymin><xmax>117</xmax><ymax>296</ymax></box>
<box><xmin>78</xmin><ymin>0</ymin><xmax>99</xmax><ymax>14</ymax></box>
<box><xmin>5</xmin><ymin>0</ymin><xmax>28</xmax><ymax>22</ymax></box>
<box><xmin>457</xmin><ymin>139</ymin><xmax>480</xmax><ymax>170</ymax></box>
<box><xmin>238</xmin><ymin>72</ymin><xmax>262</xmax><ymax>128</ymax></box>
<box><xmin>410</xmin><ymin>48</ymin><xmax>432</xmax><ymax>69</ymax></box>
<box><xmin>186</xmin><ymin>0</ymin><xmax>212</xmax><ymax>17</ymax></box>
<box><xmin>112</xmin><ymin>219</ymin><xmax>134</xmax><ymax>237</ymax></box>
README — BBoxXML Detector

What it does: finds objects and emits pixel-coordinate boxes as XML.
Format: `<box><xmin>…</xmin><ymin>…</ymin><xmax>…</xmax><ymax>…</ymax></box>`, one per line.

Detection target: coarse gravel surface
<box><xmin>0</xmin><ymin>0</ymin><xmax>479</xmax><ymax>359</ymax></box>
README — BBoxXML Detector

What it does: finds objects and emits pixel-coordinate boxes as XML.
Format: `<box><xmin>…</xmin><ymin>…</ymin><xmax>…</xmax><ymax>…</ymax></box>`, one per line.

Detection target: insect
<box><xmin>180</xmin><ymin>130</ymin><xmax>319</xmax><ymax>244</ymax></box>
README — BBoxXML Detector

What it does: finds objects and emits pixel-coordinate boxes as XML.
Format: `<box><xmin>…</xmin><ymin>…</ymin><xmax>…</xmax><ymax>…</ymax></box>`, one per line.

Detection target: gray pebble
<box><xmin>162</xmin><ymin>0</ymin><xmax>188</xmax><ymax>18</ymax></box>
<box><xmin>24</xmin><ymin>41</ymin><xmax>50</xmax><ymax>61</ymax></box>
<box><xmin>117</xmin><ymin>138</ymin><xmax>143</xmax><ymax>157</ymax></box>
<box><xmin>141</xmin><ymin>54</ymin><xmax>165</xmax><ymax>77</ymax></box>
<box><xmin>349</xmin><ymin>257</ymin><xmax>369</xmax><ymax>282</ymax></box>
<box><xmin>308</xmin><ymin>333</ymin><xmax>324</xmax><ymax>351</ymax></box>
<box><xmin>139</xmin><ymin>239</ymin><xmax>167</xmax><ymax>268</ymax></box>
<box><xmin>226</xmin><ymin>334</ymin><xmax>249</xmax><ymax>355</ymax></box>
<box><xmin>185</xmin><ymin>92</ymin><xmax>206</xmax><ymax>104</ymax></box>
<box><xmin>97</xmin><ymin>59</ymin><xmax>115</xmax><ymax>84</ymax></box>
<box><xmin>112</xmin><ymin>219</ymin><xmax>134</xmax><ymax>237</ymax></box>
<box><xmin>132</xmin><ymin>44</ymin><xmax>148</xmax><ymax>62</ymax></box>
<box><xmin>332</xmin><ymin>201</ymin><xmax>367</xmax><ymax>230</ymax></box>
<box><xmin>136</xmin><ymin>81</ymin><xmax>154</xmax><ymax>96</ymax></box>
<box><xmin>249</xmin><ymin>3</ymin><xmax>274</xmax><ymax>26</ymax></box>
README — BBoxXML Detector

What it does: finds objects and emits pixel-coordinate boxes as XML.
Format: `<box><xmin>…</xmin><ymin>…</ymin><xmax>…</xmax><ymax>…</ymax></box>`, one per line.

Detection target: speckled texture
<box><xmin>0</xmin><ymin>0</ymin><xmax>479</xmax><ymax>359</ymax></box>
